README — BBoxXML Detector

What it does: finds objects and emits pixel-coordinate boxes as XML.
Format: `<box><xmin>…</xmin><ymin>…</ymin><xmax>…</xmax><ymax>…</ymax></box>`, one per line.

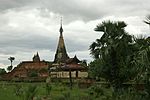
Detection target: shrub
<box><xmin>45</xmin><ymin>83</ymin><xmax>52</xmax><ymax>96</ymax></box>
<box><xmin>13</xmin><ymin>84</ymin><xmax>24</xmax><ymax>97</ymax></box>
<box><xmin>27</xmin><ymin>70</ymin><xmax>38</xmax><ymax>77</ymax></box>
<box><xmin>24</xmin><ymin>85</ymin><xmax>37</xmax><ymax>100</ymax></box>
<box><xmin>89</xmin><ymin>85</ymin><xmax>104</xmax><ymax>97</ymax></box>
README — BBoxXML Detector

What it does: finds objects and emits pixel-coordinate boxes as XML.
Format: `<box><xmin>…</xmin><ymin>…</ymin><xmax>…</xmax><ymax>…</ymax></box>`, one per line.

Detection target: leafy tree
<box><xmin>89</xmin><ymin>21</ymin><xmax>137</xmax><ymax>90</ymax></box>
<box><xmin>88</xmin><ymin>59</ymin><xmax>103</xmax><ymax>80</ymax></box>
<box><xmin>0</xmin><ymin>68</ymin><xmax>6</xmax><ymax>76</ymax></box>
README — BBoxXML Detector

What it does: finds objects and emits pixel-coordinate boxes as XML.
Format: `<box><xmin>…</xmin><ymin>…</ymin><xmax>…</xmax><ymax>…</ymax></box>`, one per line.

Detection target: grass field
<box><xmin>0</xmin><ymin>81</ymin><xmax>92</xmax><ymax>100</ymax></box>
<box><xmin>0</xmin><ymin>81</ymin><xmax>146</xmax><ymax>100</ymax></box>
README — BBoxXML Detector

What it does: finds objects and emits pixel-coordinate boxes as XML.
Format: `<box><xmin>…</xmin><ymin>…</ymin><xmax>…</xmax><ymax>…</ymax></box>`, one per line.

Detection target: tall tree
<box><xmin>8</xmin><ymin>57</ymin><xmax>15</xmax><ymax>66</ymax></box>
<box><xmin>133</xmin><ymin>36</ymin><xmax>150</xmax><ymax>96</ymax></box>
<box><xmin>89</xmin><ymin>21</ymin><xmax>136</xmax><ymax>90</ymax></box>
<box><xmin>7</xmin><ymin>57</ymin><xmax>15</xmax><ymax>72</ymax></box>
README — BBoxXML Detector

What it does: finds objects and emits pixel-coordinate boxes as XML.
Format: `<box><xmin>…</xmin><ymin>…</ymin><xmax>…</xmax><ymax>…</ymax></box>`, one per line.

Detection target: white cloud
<box><xmin>0</xmin><ymin>63</ymin><xmax>6</xmax><ymax>68</ymax></box>
<box><xmin>0</xmin><ymin>0</ymin><xmax>150</xmax><ymax>68</ymax></box>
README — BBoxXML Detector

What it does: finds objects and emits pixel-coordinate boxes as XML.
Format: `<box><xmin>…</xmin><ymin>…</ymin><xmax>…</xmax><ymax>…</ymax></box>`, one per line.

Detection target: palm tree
<box><xmin>7</xmin><ymin>57</ymin><xmax>15</xmax><ymax>72</ymax></box>
<box><xmin>8</xmin><ymin>57</ymin><xmax>15</xmax><ymax>66</ymax></box>
<box><xmin>144</xmin><ymin>15</ymin><xmax>150</xmax><ymax>25</ymax></box>
<box><xmin>89</xmin><ymin>21</ymin><xmax>135</xmax><ymax>90</ymax></box>
<box><xmin>134</xmin><ymin>36</ymin><xmax>150</xmax><ymax>95</ymax></box>
<box><xmin>90</xmin><ymin>21</ymin><xmax>130</xmax><ymax>59</ymax></box>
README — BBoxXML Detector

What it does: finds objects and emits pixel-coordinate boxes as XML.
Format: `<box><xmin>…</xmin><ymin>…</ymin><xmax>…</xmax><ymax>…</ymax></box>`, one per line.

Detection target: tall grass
<box><xmin>0</xmin><ymin>82</ymin><xmax>149</xmax><ymax>100</ymax></box>
<box><xmin>24</xmin><ymin>85</ymin><xmax>37</xmax><ymax>100</ymax></box>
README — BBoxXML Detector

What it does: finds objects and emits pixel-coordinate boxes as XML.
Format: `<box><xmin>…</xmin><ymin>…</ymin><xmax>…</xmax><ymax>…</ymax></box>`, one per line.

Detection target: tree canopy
<box><xmin>89</xmin><ymin>21</ymin><xmax>145</xmax><ymax>90</ymax></box>
<box><xmin>144</xmin><ymin>15</ymin><xmax>150</xmax><ymax>25</ymax></box>
<box><xmin>0</xmin><ymin>68</ymin><xmax>6</xmax><ymax>76</ymax></box>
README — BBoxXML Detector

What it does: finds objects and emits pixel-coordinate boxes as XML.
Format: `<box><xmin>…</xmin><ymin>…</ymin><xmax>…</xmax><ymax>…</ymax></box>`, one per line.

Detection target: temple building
<box><xmin>4</xmin><ymin>20</ymin><xmax>88</xmax><ymax>81</ymax></box>
<box><xmin>4</xmin><ymin>52</ymin><xmax>49</xmax><ymax>80</ymax></box>
<box><xmin>51</xmin><ymin>21</ymin><xmax>88</xmax><ymax>78</ymax></box>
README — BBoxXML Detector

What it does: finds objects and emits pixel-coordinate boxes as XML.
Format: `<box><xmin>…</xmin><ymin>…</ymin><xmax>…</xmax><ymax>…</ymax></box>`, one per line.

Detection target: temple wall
<box><xmin>50</xmin><ymin>71</ymin><xmax>88</xmax><ymax>78</ymax></box>
<box><xmin>6</xmin><ymin>61</ymin><xmax>49</xmax><ymax>79</ymax></box>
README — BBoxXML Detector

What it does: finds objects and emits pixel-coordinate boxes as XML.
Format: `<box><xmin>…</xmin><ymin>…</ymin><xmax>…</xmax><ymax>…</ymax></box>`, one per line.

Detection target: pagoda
<box><xmin>53</xmin><ymin>19</ymin><xmax>69</xmax><ymax>63</ymax></box>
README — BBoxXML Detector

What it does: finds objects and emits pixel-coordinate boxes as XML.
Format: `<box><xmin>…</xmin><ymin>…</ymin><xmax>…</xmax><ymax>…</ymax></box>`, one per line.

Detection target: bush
<box><xmin>89</xmin><ymin>85</ymin><xmax>104</xmax><ymax>97</ymax></box>
<box><xmin>27</xmin><ymin>70</ymin><xmax>38</xmax><ymax>77</ymax></box>
<box><xmin>0</xmin><ymin>68</ymin><xmax>6</xmax><ymax>76</ymax></box>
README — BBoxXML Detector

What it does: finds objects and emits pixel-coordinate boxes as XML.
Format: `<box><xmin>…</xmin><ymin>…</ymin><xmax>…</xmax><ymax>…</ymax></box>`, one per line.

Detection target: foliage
<box><xmin>89</xmin><ymin>21</ymin><xmax>138</xmax><ymax>90</ymax></box>
<box><xmin>134</xmin><ymin>37</ymin><xmax>150</xmax><ymax>97</ymax></box>
<box><xmin>7</xmin><ymin>56</ymin><xmax>15</xmax><ymax>72</ymax></box>
<box><xmin>27</xmin><ymin>70</ymin><xmax>38</xmax><ymax>77</ymax></box>
<box><xmin>13</xmin><ymin>84</ymin><xmax>24</xmax><ymax>97</ymax></box>
<box><xmin>89</xmin><ymin>85</ymin><xmax>104</xmax><ymax>97</ymax></box>
<box><xmin>8</xmin><ymin>57</ymin><xmax>15</xmax><ymax>66</ymax></box>
<box><xmin>88</xmin><ymin>84</ymin><xmax>149</xmax><ymax>100</ymax></box>
<box><xmin>112</xmin><ymin>89</ymin><xmax>147</xmax><ymax>100</ymax></box>
<box><xmin>0</xmin><ymin>68</ymin><xmax>6</xmax><ymax>75</ymax></box>
<box><xmin>144</xmin><ymin>15</ymin><xmax>150</xmax><ymax>25</ymax></box>
<box><xmin>133</xmin><ymin>37</ymin><xmax>150</xmax><ymax>80</ymax></box>
<box><xmin>7</xmin><ymin>65</ymin><xmax>13</xmax><ymax>72</ymax></box>
<box><xmin>8</xmin><ymin>57</ymin><xmax>15</xmax><ymax>61</ymax></box>
<box><xmin>45</xmin><ymin>83</ymin><xmax>52</xmax><ymax>96</ymax></box>
<box><xmin>39</xmin><ymin>68</ymin><xmax>48</xmax><ymax>73</ymax></box>
<box><xmin>88</xmin><ymin>59</ymin><xmax>103</xmax><ymax>79</ymax></box>
<box><xmin>25</xmin><ymin>85</ymin><xmax>37</xmax><ymax>100</ymax></box>
<box><xmin>1</xmin><ymin>82</ymin><xmax>150</xmax><ymax>100</ymax></box>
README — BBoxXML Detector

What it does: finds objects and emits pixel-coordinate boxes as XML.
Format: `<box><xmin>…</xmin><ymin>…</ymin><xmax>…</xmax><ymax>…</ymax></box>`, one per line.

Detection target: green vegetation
<box><xmin>7</xmin><ymin>57</ymin><xmax>15</xmax><ymax>72</ymax></box>
<box><xmin>0</xmin><ymin>68</ymin><xmax>6</xmax><ymax>76</ymax></box>
<box><xmin>1</xmin><ymin>17</ymin><xmax>150</xmax><ymax>100</ymax></box>
<box><xmin>89</xmin><ymin>21</ymin><xmax>138</xmax><ymax>90</ymax></box>
<box><xmin>0</xmin><ymin>82</ymin><xmax>90</xmax><ymax>100</ymax></box>
<box><xmin>89</xmin><ymin>19</ymin><xmax>150</xmax><ymax>99</ymax></box>
<box><xmin>144</xmin><ymin>15</ymin><xmax>150</xmax><ymax>25</ymax></box>
<box><xmin>1</xmin><ymin>82</ymin><xmax>150</xmax><ymax>100</ymax></box>
<box><xmin>27</xmin><ymin>70</ymin><xmax>38</xmax><ymax>77</ymax></box>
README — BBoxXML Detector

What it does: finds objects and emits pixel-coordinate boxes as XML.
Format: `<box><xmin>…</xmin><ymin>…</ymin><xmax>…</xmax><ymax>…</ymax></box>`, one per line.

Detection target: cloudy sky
<box><xmin>0</xmin><ymin>0</ymin><xmax>150</xmax><ymax>69</ymax></box>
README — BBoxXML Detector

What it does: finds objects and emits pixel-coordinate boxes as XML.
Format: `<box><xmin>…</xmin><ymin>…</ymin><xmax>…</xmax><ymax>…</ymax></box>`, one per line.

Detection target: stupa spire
<box><xmin>54</xmin><ymin>18</ymin><xmax>69</xmax><ymax>63</ymax></box>
<box><xmin>59</xmin><ymin>17</ymin><xmax>63</xmax><ymax>35</ymax></box>
<box><xmin>33</xmin><ymin>52</ymin><xmax>40</xmax><ymax>62</ymax></box>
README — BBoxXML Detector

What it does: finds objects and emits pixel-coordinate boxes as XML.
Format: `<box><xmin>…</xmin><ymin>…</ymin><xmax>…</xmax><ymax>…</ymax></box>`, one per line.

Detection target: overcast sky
<box><xmin>0</xmin><ymin>0</ymin><xmax>150</xmax><ymax>69</ymax></box>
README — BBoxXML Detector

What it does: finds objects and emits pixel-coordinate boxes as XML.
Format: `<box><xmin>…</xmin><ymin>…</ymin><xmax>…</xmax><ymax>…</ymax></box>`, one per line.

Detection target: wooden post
<box><xmin>69</xmin><ymin>69</ymin><xmax>72</xmax><ymax>89</ymax></box>
<box><xmin>76</xmin><ymin>70</ymin><xmax>78</xmax><ymax>78</ymax></box>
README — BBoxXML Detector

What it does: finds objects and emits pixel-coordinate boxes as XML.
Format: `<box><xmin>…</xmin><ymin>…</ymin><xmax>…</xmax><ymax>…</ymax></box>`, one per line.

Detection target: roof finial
<box><xmin>37</xmin><ymin>52</ymin><xmax>39</xmax><ymax>56</ymax></box>
<box><xmin>61</xmin><ymin>17</ymin><xmax>62</xmax><ymax>26</ymax></box>
<box><xmin>59</xmin><ymin>17</ymin><xmax>63</xmax><ymax>33</ymax></box>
